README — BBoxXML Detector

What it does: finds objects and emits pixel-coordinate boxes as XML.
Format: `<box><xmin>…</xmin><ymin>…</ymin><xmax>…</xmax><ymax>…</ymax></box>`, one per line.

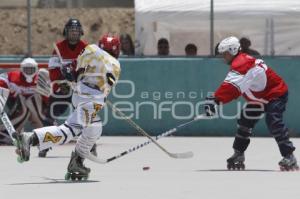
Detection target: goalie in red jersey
<box><xmin>0</xmin><ymin>58</ymin><xmax>51</xmax><ymax>147</ymax></box>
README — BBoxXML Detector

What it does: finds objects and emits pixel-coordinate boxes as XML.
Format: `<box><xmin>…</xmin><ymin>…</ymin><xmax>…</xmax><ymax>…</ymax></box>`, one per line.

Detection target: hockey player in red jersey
<box><xmin>204</xmin><ymin>36</ymin><xmax>298</xmax><ymax>171</ymax></box>
<box><xmin>42</xmin><ymin>18</ymin><xmax>88</xmax><ymax>157</ymax></box>
<box><xmin>48</xmin><ymin>18</ymin><xmax>87</xmax><ymax>117</ymax></box>
<box><xmin>0</xmin><ymin>58</ymin><xmax>51</xmax><ymax>146</ymax></box>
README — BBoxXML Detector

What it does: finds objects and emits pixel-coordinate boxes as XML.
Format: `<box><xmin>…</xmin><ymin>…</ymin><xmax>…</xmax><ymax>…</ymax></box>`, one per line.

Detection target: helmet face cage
<box><xmin>66</xmin><ymin>26</ymin><xmax>82</xmax><ymax>44</ymax></box>
<box><xmin>21</xmin><ymin>66</ymin><xmax>37</xmax><ymax>76</ymax></box>
<box><xmin>99</xmin><ymin>35</ymin><xmax>121</xmax><ymax>58</ymax></box>
<box><xmin>20</xmin><ymin>58</ymin><xmax>38</xmax><ymax>83</ymax></box>
<box><xmin>63</xmin><ymin>19</ymin><xmax>83</xmax><ymax>45</ymax></box>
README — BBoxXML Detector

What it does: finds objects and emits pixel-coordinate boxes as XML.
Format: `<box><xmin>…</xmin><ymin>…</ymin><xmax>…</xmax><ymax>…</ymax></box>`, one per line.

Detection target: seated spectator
<box><xmin>185</xmin><ymin>43</ymin><xmax>197</xmax><ymax>56</ymax></box>
<box><xmin>120</xmin><ymin>33</ymin><xmax>135</xmax><ymax>56</ymax></box>
<box><xmin>157</xmin><ymin>38</ymin><xmax>169</xmax><ymax>56</ymax></box>
<box><xmin>240</xmin><ymin>37</ymin><xmax>260</xmax><ymax>56</ymax></box>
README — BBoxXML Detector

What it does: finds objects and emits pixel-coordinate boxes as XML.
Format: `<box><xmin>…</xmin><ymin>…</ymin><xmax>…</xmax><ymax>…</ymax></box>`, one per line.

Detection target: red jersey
<box><xmin>215</xmin><ymin>53</ymin><xmax>288</xmax><ymax>104</ymax></box>
<box><xmin>0</xmin><ymin>71</ymin><xmax>38</xmax><ymax>98</ymax></box>
<box><xmin>48</xmin><ymin>39</ymin><xmax>87</xmax><ymax>92</ymax></box>
<box><xmin>49</xmin><ymin>39</ymin><xmax>87</xmax><ymax>81</ymax></box>
<box><xmin>52</xmin><ymin>39</ymin><xmax>87</xmax><ymax>60</ymax></box>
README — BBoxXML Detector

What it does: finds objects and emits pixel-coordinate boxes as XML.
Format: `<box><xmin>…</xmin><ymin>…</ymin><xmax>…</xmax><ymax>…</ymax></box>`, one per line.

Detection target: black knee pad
<box><xmin>237</xmin><ymin>124</ymin><xmax>252</xmax><ymax>138</ymax></box>
<box><xmin>233</xmin><ymin>124</ymin><xmax>252</xmax><ymax>152</ymax></box>
<box><xmin>233</xmin><ymin>137</ymin><xmax>250</xmax><ymax>152</ymax></box>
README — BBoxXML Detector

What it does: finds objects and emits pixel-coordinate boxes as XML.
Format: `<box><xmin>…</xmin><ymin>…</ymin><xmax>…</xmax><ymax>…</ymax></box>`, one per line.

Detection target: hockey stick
<box><xmin>86</xmin><ymin>113</ymin><xmax>207</xmax><ymax>164</ymax></box>
<box><xmin>106</xmin><ymin>100</ymin><xmax>194</xmax><ymax>159</ymax></box>
<box><xmin>53</xmin><ymin>43</ymin><xmax>66</xmax><ymax>65</ymax></box>
<box><xmin>0</xmin><ymin>112</ymin><xmax>16</xmax><ymax>141</ymax></box>
<box><xmin>52</xmin><ymin>42</ymin><xmax>76</xmax><ymax>91</ymax></box>
<box><xmin>0</xmin><ymin>111</ymin><xmax>25</xmax><ymax>162</ymax></box>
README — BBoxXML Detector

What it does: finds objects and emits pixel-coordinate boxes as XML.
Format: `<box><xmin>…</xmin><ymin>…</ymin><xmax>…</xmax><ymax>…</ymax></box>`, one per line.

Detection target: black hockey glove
<box><xmin>204</xmin><ymin>96</ymin><xmax>218</xmax><ymax>117</ymax></box>
<box><xmin>106</xmin><ymin>73</ymin><xmax>116</xmax><ymax>86</ymax></box>
<box><xmin>61</xmin><ymin>63</ymin><xmax>75</xmax><ymax>82</ymax></box>
<box><xmin>57</xmin><ymin>82</ymin><xmax>71</xmax><ymax>95</ymax></box>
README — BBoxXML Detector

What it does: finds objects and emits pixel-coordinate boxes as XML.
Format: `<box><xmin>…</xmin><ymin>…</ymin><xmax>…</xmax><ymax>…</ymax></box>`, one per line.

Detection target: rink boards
<box><xmin>0</xmin><ymin>56</ymin><xmax>300</xmax><ymax>136</ymax></box>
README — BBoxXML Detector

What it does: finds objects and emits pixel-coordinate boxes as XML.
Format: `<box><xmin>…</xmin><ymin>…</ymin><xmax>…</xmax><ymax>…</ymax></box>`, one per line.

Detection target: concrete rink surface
<box><xmin>1</xmin><ymin>136</ymin><xmax>300</xmax><ymax>199</ymax></box>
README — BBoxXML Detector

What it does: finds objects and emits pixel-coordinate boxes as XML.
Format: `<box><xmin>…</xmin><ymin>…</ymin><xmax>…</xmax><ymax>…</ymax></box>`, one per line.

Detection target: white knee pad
<box><xmin>34</xmin><ymin>123</ymin><xmax>81</xmax><ymax>150</ymax></box>
<box><xmin>66</xmin><ymin>101</ymin><xmax>103</xmax><ymax>128</ymax></box>
<box><xmin>75</xmin><ymin>120</ymin><xmax>102</xmax><ymax>158</ymax></box>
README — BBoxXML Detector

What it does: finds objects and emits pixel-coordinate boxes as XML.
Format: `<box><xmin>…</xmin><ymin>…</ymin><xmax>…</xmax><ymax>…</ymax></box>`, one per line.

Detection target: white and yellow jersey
<box><xmin>76</xmin><ymin>44</ymin><xmax>121</xmax><ymax>96</ymax></box>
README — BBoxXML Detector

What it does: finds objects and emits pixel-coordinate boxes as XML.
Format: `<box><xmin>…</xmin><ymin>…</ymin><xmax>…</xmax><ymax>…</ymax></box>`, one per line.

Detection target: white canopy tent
<box><xmin>135</xmin><ymin>0</ymin><xmax>300</xmax><ymax>56</ymax></box>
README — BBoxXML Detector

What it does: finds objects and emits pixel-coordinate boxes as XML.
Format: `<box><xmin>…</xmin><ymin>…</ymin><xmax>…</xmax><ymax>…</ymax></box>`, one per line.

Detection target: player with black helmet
<box><xmin>43</xmin><ymin>18</ymin><xmax>88</xmax><ymax>157</ymax></box>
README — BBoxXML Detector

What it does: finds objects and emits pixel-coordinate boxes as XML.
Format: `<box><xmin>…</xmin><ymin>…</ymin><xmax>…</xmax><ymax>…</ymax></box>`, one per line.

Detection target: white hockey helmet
<box><xmin>20</xmin><ymin>57</ymin><xmax>38</xmax><ymax>83</ymax></box>
<box><xmin>218</xmin><ymin>36</ymin><xmax>240</xmax><ymax>56</ymax></box>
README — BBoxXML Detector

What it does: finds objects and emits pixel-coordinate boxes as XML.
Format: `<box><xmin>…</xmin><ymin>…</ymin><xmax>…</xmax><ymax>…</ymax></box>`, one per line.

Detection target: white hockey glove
<box><xmin>48</xmin><ymin>56</ymin><xmax>62</xmax><ymax>69</ymax></box>
<box><xmin>0</xmin><ymin>87</ymin><xmax>10</xmax><ymax>113</ymax></box>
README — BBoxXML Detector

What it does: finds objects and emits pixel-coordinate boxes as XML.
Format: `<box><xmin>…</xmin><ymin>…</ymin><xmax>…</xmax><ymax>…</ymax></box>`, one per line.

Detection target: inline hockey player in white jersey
<box><xmin>16</xmin><ymin>34</ymin><xmax>121</xmax><ymax>180</ymax></box>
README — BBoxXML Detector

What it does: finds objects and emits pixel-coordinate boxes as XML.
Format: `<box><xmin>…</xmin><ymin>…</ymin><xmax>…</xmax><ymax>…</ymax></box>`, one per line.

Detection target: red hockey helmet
<box><xmin>98</xmin><ymin>34</ymin><xmax>120</xmax><ymax>59</ymax></box>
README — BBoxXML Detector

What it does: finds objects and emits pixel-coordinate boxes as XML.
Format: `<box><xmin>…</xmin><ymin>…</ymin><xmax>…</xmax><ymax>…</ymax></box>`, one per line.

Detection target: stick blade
<box><xmin>85</xmin><ymin>153</ymin><xmax>108</xmax><ymax>164</ymax></box>
<box><xmin>169</xmin><ymin>151</ymin><xmax>194</xmax><ymax>159</ymax></box>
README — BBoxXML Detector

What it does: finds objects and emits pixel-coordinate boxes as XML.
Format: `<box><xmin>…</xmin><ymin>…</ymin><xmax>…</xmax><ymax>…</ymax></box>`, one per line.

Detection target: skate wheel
<box><xmin>65</xmin><ymin>172</ymin><xmax>71</xmax><ymax>180</ymax></box>
<box><xmin>239</xmin><ymin>164</ymin><xmax>245</xmax><ymax>170</ymax></box>
<box><xmin>227</xmin><ymin>164</ymin><xmax>233</xmax><ymax>170</ymax></box>
<box><xmin>17</xmin><ymin>156</ymin><xmax>24</xmax><ymax>163</ymax></box>
<box><xmin>71</xmin><ymin>174</ymin><xmax>76</xmax><ymax>181</ymax></box>
<box><xmin>77</xmin><ymin>176</ymin><xmax>82</xmax><ymax>181</ymax></box>
<box><xmin>82</xmin><ymin>175</ymin><xmax>88</xmax><ymax>181</ymax></box>
<box><xmin>280</xmin><ymin>166</ymin><xmax>287</xmax><ymax>171</ymax></box>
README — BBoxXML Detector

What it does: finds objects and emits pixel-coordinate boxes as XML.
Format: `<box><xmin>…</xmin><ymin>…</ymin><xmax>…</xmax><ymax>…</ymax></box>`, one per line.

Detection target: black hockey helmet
<box><xmin>63</xmin><ymin>18</ymin><xmax>84</xmax><ymax>44</ymax></box>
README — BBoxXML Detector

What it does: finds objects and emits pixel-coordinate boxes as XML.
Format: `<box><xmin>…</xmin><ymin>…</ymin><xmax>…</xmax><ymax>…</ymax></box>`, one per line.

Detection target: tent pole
<box><xmin>27</xmin><ymin>0</ymin><xmax>32</xmax><ymax>56</ymax></box>
<box><xmin>210</xmin><ymin>0</ymin><xmax>214</xmax><ymax>56</ymax></box>
<box><xmin>270</xmin><ymin>17</ymin><xmax>275</xmax><ymax>56</ymax></box>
